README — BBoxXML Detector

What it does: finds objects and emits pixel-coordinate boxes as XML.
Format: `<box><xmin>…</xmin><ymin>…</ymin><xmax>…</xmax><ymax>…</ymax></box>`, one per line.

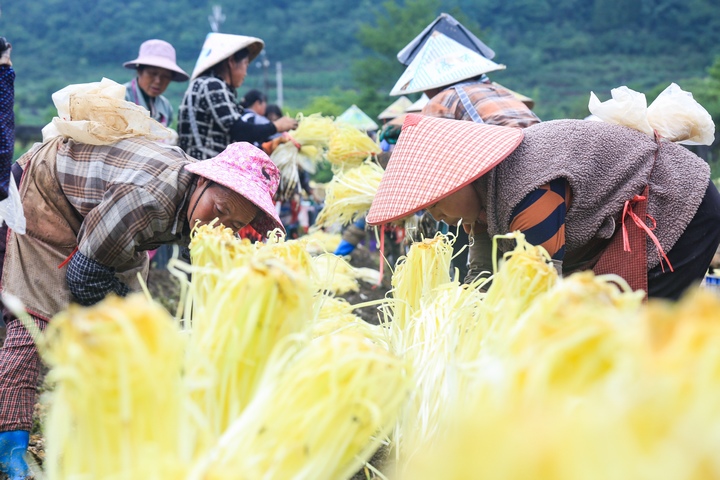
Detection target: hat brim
<box><xmin>390</xmin><ymin>31</ymin><xmax>505</xmax><ymax>96</ymax></box>
<box><xmin>190</xmin><ymin>34</ymin><xmax>265</xmax><ymax>80</ymax></box>
<box><xmin>123</xmin><ymin>57</ymin><xmax>189</xmax><ymax>82</ymax></box>
<box><xmin>367</xmin><ymin>114</ymin><xmax>524</xmax><ymax>225</ymax></box>
<box><xmin>184</xmin><ymin>161</ymin><xmax>284</xmax><ymax>236</ymax></box>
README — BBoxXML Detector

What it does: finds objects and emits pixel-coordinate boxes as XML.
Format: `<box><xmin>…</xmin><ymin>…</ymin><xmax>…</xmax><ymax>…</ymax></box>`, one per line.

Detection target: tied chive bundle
<box><xmin>189</xmin><ymin>333</ymin><xmax>408</xmax><ymax>480</ymax></box>
<box><xmin>42</xmin><ymin>295</ymin><xmax>187</xmax><ymax>479</ymax></box>
<box><xmin>315</xmin><ymin>160</ymin><xmax>384</xmax><ymax>228</ymax></box>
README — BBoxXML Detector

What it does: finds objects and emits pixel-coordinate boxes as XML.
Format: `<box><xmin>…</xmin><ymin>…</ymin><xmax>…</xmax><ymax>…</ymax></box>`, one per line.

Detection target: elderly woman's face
<box><xmin>137</xmin><ymin>66</ymin><xmax>173</xmax><ymax>98</ymax></box>
<box><xmin>189</xmin><ymin>177</ymin><xmax>258</xmax><ymax>232</ymax></box>
<box><xmin>426</xmin><ymin>183</ymin><xmax>484</xmax><ymax>232</ymax></box>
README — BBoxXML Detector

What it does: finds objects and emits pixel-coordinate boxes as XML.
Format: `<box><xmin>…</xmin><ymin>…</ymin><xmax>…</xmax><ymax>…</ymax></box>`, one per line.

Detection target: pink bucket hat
<box><xmin>367</xmin><ymin>114</ymin><xmax>524</xmax><ymax>225</ymax></box>
<box><xmin>184</xmin><ymin>142</ymin><xmax>284</xmax><ymax>235</ymax></box>
<box><xmin>124</xmin><ymin>39</ymin><xmax>189</xmax><ymax>82</ymax></box>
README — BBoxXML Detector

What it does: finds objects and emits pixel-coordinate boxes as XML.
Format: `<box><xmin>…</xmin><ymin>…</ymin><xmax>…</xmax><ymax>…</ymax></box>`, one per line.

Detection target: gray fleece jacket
<box><xmin>482</xmin><ymin>119</ymin><xmax>710</xmax><ymax>271</ymax></box>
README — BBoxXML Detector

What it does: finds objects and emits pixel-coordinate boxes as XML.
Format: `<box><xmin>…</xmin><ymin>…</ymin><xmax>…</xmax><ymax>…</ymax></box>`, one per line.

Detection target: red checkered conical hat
<box><xmin>367</xmin><ymin>114</ymin><xmax>524</xmax><ymax>225</ymax></box>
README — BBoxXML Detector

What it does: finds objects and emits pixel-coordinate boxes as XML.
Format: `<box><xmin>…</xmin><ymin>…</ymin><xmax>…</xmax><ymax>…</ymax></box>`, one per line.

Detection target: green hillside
<box><xmin>2</xmin><ymin>0</ymin><xmax>720</xmax><ymax>125</ymax></box>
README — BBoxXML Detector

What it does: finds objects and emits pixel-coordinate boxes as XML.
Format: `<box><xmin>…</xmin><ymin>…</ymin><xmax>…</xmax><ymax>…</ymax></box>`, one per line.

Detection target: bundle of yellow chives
<box><xmin>311</xmin><ymin>294</ymin><xmax>390</xmax><ymax>349</ymax></box>
<box><xmin>298</xmin><ymin>230</ymin><xmax>342</xmax><ymax>255</ymax></box>
<box><xmin>260</xmin><ymin>230</ymin><xmax>318</xmax><ymax>277</ymax></box>
<box><xmin>479</xmin><ymin>231</ymin><xmax>558</xmax><ymax>337</ymax></box>
<box><xmin>183</xmin><ymin>256</ymin><xmax>314</xmax><ymax>449</ymax></box>
<box><xmin>499</xmin><ymin>271</ymin><xmax>644</xmax><ymax>397</ymax></box>
<box><xmin>188</xmin><ymin>333</ymin><xmax>408</xmax><ymax>480</ymax></box>
<box><xmin>314</xmin><ymin>160</ymin><xmax>384</xmax><ymax>228</ymax></box>
<box><xmin>41</xmin><ymin>295</ymin><xmax>187</xmax><ymax>480</ymax></box>
<box><xmin>312</xmin><ymin>253</ymin><xmax>360</xmax><ymax>294</ymax></box>
<box><xmin>291</xmin><ymin>112</ymin><xmax>337</xmax><ymax>147</ymax></box>
<box><xmin>389</xmin><ymin>234</ymin><xmax>454</xmax><ymax>331</ymax></box>
<box><xmin>326</xmin><ymin>123</ymin><xmax>381</xmax><ymax>168</ymax></box>
<box><xmin>270</xmin><ymin>142</ymin><xmax>322</xmax><ymax>199</ymax></box>
<box><xmin>394</xmin><ymin>281</ymin><xmax>486</xmax><ymax>459</ymax></box>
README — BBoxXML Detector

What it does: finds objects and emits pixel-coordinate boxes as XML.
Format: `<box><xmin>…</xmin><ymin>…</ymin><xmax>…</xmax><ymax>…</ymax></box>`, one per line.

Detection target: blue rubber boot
<box><xmin>0</xmin><ymin>430</ymin><xmax>30</xmax><ymax>479</ymax></box>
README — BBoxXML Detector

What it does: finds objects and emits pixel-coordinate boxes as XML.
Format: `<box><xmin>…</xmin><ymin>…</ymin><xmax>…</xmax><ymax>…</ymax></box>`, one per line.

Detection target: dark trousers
<box><xmin>648</xmin><ymin>180</ymin><xmax>720</xmax><ymax>300</ymax></box>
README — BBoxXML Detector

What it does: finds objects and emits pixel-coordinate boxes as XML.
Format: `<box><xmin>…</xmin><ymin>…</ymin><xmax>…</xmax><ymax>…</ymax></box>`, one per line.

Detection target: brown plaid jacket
<box><xmin>56</xmin><ymin>138</ymin><xmax>197</xmax><ymax>267</ymax></box>
<box><xmin>422</xmin><ymin>81</ymin><xmax>541</xmax><ymax>128</ymax></box>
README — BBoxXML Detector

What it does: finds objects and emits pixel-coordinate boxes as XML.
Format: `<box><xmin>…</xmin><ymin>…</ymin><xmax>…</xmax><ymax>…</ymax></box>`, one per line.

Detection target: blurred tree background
<box><xmin>2</xmin><ymin>0</ymin><xmax>719</xmax><ymax>157</ymax></box>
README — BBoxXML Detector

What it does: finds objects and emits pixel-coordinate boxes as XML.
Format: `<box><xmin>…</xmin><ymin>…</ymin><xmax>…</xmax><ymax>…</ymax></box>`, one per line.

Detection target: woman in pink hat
<box><xmin>123</xmin><ymin>39</ymin><xmax>189</xmax><ymax>128</ymax></box>
<box><xmin>0</xmin><ymin>138</ymin><xmax>283</xmax><ymax>474</ymax></box>
<box><xmin>367</xmin><ymin>114</ymin><xmax>720</xmax><ymax>301</ymax></box>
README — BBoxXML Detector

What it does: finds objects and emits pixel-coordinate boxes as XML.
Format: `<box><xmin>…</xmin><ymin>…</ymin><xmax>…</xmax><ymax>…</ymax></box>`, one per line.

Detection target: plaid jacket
<box><xmin>422</xmin><ymin>80</ymin><xmax>540</xmax><ymax>128</ymax></box>
<box><xmin>178</xmin><ymin>76</ymin><xmax>242</xmax><ymax>159</ymax></box>
<box><xmin>56</xmin><ymin>138</ymin><xmax>196</xmax><ymax>268</ymax></box>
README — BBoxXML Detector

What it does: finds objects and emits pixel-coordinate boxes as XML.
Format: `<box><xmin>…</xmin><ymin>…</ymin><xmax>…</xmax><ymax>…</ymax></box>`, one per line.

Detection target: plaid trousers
<box><xmin>0</xmin><ymin>314</ymin><xmax>47</xmax><ymax>431</ymax></box>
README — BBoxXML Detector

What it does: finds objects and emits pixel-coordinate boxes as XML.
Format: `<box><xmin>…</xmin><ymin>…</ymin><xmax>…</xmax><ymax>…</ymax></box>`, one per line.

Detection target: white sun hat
<box><xmin>123</xmin><ymin>39</ymin><xmax>189</xmax><ymax>82</ymax></box>
<box><xmin>190</xmin><ymin>33</ymin><xmax>264</xmax><ymax>81</ymax></box>
<box><xmin>405</xmin><ymin>93</ymin><xmax>429</xmax><ymax>112</ymax></box>
<box><xmin>377</xmin><ymin>96</ymin><xmax>413</xmax><ymax>120</ymax></box>
<box><xmin>390</xmin><ymin>31</ymin><xmax>505</xmax><ymax>96</ymax></box>
<box><xmin>336</xmin><ymin>104</ymin><xmax>379</xmax><ymax>131</ymax></box>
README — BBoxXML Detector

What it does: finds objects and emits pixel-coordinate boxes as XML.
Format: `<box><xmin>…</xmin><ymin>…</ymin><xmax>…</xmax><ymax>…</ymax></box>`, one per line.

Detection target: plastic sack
<box><xmin>41</xmin><ymin>78</ymin><xmax>173</xmax><ymax>145</ymax></box>
<box><xmin>647</xmin><ymin>83</ymin><xmax>715</xmax><ymax>145</ymax></box>
<box><xmin>588</xmin><ymin>86</ymin><xmax>653</xmax><ymax>135</ymax></box>
<box><xmin>0</xmin><ymin>175</ymin><xmax>25</xmax><ymax>234</ymax></box>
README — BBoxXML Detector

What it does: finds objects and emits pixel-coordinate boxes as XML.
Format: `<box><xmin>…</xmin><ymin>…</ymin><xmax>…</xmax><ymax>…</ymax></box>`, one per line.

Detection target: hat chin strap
<box><xmin>188</xmin><ymin>180</ymin><xmax>213</xmax><ymax>230</ymax></box>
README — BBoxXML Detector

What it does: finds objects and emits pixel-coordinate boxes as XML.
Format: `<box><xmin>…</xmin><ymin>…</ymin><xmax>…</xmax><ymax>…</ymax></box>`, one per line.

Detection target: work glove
<box><xmin>334</xmin><ymin>239</ymin><xmax>356</xmax><ymax>257</ymax></box>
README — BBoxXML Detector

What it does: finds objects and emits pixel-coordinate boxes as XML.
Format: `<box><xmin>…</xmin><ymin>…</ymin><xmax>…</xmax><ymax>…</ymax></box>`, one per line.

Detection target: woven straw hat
<box><xmin>366</xmin><ymin>114</ymin><xmax>523</xmax><ymax>225</ymax></box>
<box><xmin>190</xmin><ymin>33</ymin><xmax>264</xmax><ymax>81</ymax></box>
<box><xmin>184</xmin><ymin>142</ymin><xmax>284</xmax><ymax>235</ymax></box>
<box><xmin>377</xmin><ymin>96</ymin><xmax>413</xmax><ymax>120</ymax></box>
<box><xmin>123</xmin><ymin>39</ymin><xmax>189</xmax><ymax>82</ymax></box>
<box><xmin>390</xmin><ymin>31</ymin><xmax>505</xmax><ymax>96</ymax></box>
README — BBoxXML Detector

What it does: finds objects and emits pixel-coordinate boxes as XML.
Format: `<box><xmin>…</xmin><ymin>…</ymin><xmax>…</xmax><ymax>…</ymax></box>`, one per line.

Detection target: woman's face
<box><xmin>229</xmin><ymin>56</ymin><xmax>250</xmax><ymax>89</ymax></box>
<box><xmin>252</xmin><ymin>100</ymin><xmax>267</xmax><ymax>116</ymax></box>
<box><xmin>426</xmin><ymin>183</ymin><xmax>484</xmax><ymax>233</ymax></box>
<box><xmin>188</xmin><ymin>177</ymin><xmax>259</xmax><ymax>232</ymax></box>
<box><xmin>137</xmin><ymin>66</ymin><xmax>173</xmax><ymax>98</ymax></box>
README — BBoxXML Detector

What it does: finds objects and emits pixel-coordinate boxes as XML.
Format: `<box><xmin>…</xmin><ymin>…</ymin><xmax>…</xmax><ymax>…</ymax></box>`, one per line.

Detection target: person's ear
<box><xmin>197</xmin><ymin>176</ymin><xmax>210</xmax><ymax>188</ymax></box>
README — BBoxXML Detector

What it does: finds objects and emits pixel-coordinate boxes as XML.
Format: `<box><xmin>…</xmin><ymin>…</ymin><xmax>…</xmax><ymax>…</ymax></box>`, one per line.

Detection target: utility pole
<box><xmin>256</xmin><ymin>50</ymin><xmax>270</xmax><ymax>95</ymax></box>
<box><xmin>276</xmin><ymin>62</ymin><xmax>284</xmax><ymax>108</ymax></box>
<box><xmin>208</xmin><ymin>5</ymin><xmax>225</xmax><ymax>33</ymax></box>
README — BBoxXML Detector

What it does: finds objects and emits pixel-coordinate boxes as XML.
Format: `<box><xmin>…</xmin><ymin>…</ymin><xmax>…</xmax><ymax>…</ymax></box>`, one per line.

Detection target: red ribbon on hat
<box><xmin>621</xmin><ymin>194</ymin><xmax>673</xmax><ymax>273</ymax></box>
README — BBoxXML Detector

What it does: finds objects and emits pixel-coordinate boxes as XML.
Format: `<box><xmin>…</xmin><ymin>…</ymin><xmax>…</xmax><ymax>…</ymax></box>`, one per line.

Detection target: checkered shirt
<box><xmin>177</xmin><ymin>76</ymin><xmax>243</xmax><ymax>160</ymax></box>
<box><xmin>422</xmin><ymin>81</ymin><xmax>541</xmax><ymax>128</ymax></box>
<box><xmin>55</xmin><ymin>137</ymin><xmax>196</xmax><ymax>269</ymax></box>
<box><xmin>0</xmin><ymin>315</ymin><xmax>47</xmax><ymax>431</ymax></box>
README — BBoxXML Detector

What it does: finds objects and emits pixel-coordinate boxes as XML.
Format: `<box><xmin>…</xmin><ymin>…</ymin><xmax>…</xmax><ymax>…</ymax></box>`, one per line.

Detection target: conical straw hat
<box><xmin>190</xmin><ymin>33</ymin><xmax>264</xmax><ymax>80</ymax></box>
<box><xmin>390</xmin><ymin>32</ymin><xmax>505</xmax><ymax>96</ymax></box>
<box><xmin>336</xmin><ymin>104</ymin><xmax>379</xmax><ymax>131</ymax></box>
<box><xmin>377</xmin><ymin>96</ymin><xmax>413</xmax><ymax>120</ymax></box>
<box><xmin>397</xmin><ymin>12</ymin><xmax>495</xmax><ymax>65</ymax></box>
<box><xmin>405</xmin><ymin>93</ymin><xmax>429</xmax><ymax>112</ymax></box>
<box><xmin>367</xmin><ymin>114</ymin><xmax>523</xmax><ymax>225</ymax></box>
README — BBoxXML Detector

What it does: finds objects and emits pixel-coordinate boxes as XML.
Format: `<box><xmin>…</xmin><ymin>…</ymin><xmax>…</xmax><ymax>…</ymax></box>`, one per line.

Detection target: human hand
<box><xmin>0</xmin><ymin>38</ymin><xmax>11</xmax><ymax>67</ymax></box>
<box><xmin>273</xmin><ymin>116</ymin><xmax>299</xmax><ymax>133</ymax></box>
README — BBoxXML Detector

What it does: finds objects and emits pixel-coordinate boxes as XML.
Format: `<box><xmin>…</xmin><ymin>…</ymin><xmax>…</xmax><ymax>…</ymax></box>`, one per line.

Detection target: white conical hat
<box><xmin>390</xmin><ymin>31</ymin><xmax>505</xmax><ymax>96</ymax></box>
<box><xmin>336</xmin><ymin>104</ymin><xmax>379</xmax><ymax>131</ymax></box>
<box><xmin>405</xmin><ymin>93</ymin><xmax>429</xmax><ymax>112</ymax></box>
<box><xmin>378</xmin><ymin>96</ymin><xmax>413</xmax><ymax>120</ymax></box>
<box><xmin>190</xmin><ymin>33</ymin><xmax>264</xmax><ymax>80</ymax></box>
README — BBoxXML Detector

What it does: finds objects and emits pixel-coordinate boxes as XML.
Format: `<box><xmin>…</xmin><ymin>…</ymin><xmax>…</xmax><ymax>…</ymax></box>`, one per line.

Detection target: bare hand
<box><xmin>0</xmin><ymin>42</ymin><xmax>12</xmax><ymax>67</ymax></box>
<box><xmin>273</xmin><ymin>116</ymin><xmax>298</xmax><ymax>133</ymax></box>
